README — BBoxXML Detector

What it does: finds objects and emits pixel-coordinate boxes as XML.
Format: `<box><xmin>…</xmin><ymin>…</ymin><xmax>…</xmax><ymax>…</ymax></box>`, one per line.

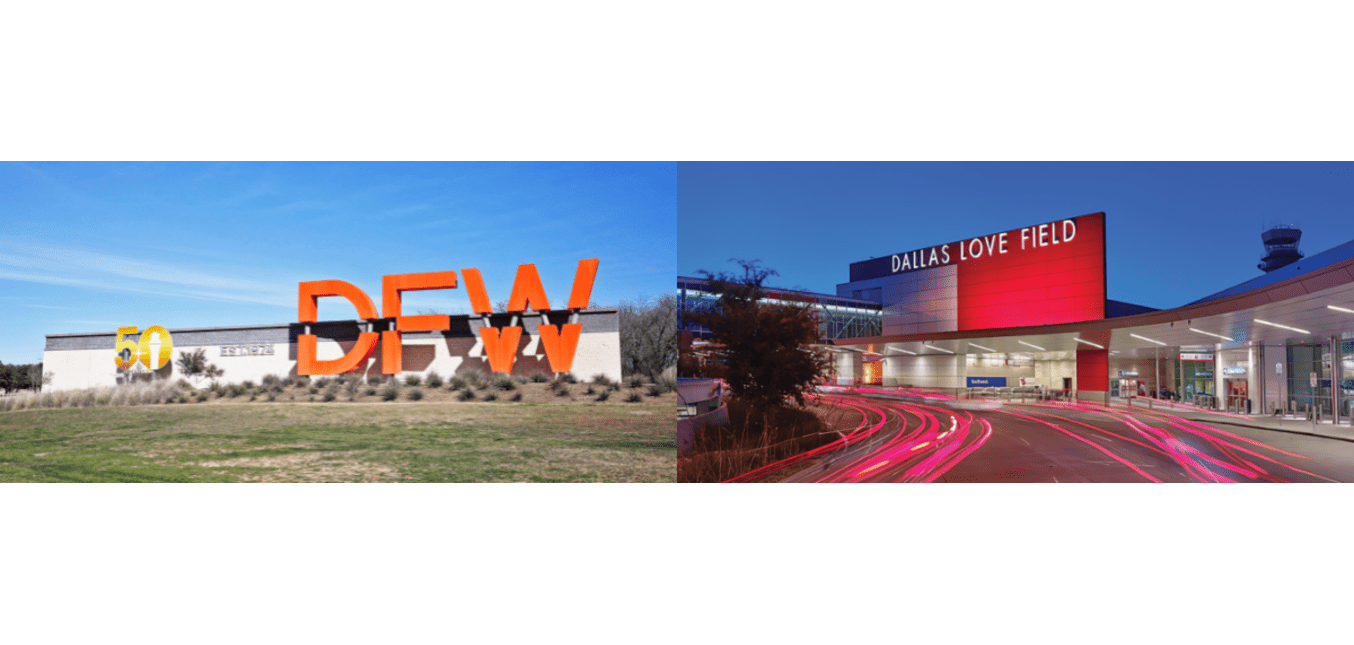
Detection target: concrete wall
<box><xmin>1034</xmin><ymin>359</ymin><xmax>1077</xmax><ymax>390</ymax></box>
<box><xmin>882</xmin><ymin>354</ymin><xmax>963</xmax><ymax>389</ymax></box>
<box><xmin>43</xmin><ymin>311</ymin><xmax>622</xmax><ymax>391</ymax></box>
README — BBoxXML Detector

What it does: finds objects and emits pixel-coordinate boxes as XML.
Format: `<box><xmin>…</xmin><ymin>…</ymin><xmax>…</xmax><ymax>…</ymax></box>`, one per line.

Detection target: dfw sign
<box><xmin>113</xmin><ymin>259</ymin><xmax>601</xmax><ymax>377</ymax></box>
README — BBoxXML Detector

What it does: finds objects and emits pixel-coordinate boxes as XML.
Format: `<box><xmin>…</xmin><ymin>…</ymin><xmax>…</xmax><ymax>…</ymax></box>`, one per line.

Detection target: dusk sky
<box><xmin>0</xmin><ymin>162</ymin><xmax>675</xmax><ymax>364</ymax></box>
<box><xmin>679</xmin><ymin>162</ymin><xmax>1354</xmax><ymax>309</ymax></box>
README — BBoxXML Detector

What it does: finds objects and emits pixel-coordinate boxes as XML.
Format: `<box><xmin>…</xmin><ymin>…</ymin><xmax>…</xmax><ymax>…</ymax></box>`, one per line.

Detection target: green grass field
<box><xmin>0</xmin><ymin>399</ymin><xmax>675</xmax><ymax>482</ymax></box>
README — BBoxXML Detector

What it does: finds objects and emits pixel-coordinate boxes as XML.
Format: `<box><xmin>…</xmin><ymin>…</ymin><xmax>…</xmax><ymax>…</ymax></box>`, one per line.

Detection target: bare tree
<box><xmin>176</xmin><ymin>348</ymin><xmax>224</xmax><ymax>388</ymax></box>
<box><xmin>618</xmin><ymin>294</ymin><xmax>678</xmax><ymax>379</ymax></box>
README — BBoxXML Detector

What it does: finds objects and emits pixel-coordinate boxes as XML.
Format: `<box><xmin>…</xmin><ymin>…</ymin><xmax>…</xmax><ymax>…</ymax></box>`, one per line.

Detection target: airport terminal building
<box><xmin>683</xmin><ymin>212</ymin><xmax>1354</xmax><ymax>421</ymax></box>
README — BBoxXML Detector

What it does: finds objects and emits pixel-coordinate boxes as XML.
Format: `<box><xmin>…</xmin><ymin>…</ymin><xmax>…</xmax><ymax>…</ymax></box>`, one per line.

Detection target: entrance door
<box><xmin>1063</xmin><ymin>377</ymin><xmax>1072</xmax><ymax>390</ymax></box>
<box><xmin>1225</xmin><ymin>379</ymin><xmax>1248</xmax><ymax>413</ymax></box>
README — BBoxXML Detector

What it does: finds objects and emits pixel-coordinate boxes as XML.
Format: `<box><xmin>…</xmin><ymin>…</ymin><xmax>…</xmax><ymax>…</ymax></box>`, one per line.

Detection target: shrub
<box><xmin>510</xmin><ymin>391</ymin><xmax>522</xmax><ymax>402</ymax></box>
<box><xmin>656</xmin><ymin>376</ymin><xmax>677</xmax><ymax>394</ymax></box>
<box><xmin>227</xmin><ymin>384</ymin><xmax>245</xmax><ymax>398</ymax></box>
<box><xmin>209</xmin><ymin>381</ymin><xmax>221</xmax><ymax>393</ymax></box>
<box><xmin>266</xmin><ymin>392</ymin><xmax>277</xmax><ymax>402</ymax></box>
<box><xmin>407</xmin><ymin>388</ymin><xmax>424</xmax><ymax>401</ymax></box>
<box><xmin>555</xmin><ymin>386</ymin><xmax>570</xmax><ymax>397</ymax></box>
<box><xmin>491</xmin><ymin>375</ymin><xmax>517</xmax><ymax>391</ymax></box>
<box><xmin>608</xmin><ymin>382</ymin><xmax>621</xmax><ymax>392</ymax></box>
<box><xmin>457</xmin><ymin>388</ymin><xmax>475</xmax><ymax>401</ymax></box>
<box><xmin>530</xmin><ymin>372</ymin><xmax>550</xmax><ymax>383</ymax></box>
<box><xmin>591</xmin><ymin>373</ymin><xmax>614</xmax><ymax>387</ymax></box>
<box><xmin>249</xmin><ymin>393</ymin><xmax>258</xmax><ymax>402</ymax></box>
<box><xmin>560</xmin><ymin>373</ymin><xmax>578</xmax><ymax>384</ymax></box>
<box><xmin>363</xmin><ymin>386</ymin><xmax>377</xmax><ymax>396</ymax></box>
<box><xmin>404</xmin><ymin>375</ymin><xmax>422</xmax><ymax>387</ymax></box>
<box><xmin>425</xmin><ymin>371</ymin><xmax>443</xmax><ymax>388</ymax></box>
<box><xmin>646</xmin><ymin>384</ymin><xmax>662</xmax><ymax>397</ymax></box>
<box><xmin>262</xmin><ymin>374</ymin><xmax>281</xmax><ymax>387</ymax></box>
<box><xmin>548</xmin><ymin>380</ymin><xmax>564</xmax><ymax>392</ymax></box>
<box><xmin>381</xmin><ymin>384</ymin><xmax>400</xmax><ymax>401</ymax></box>
<box><xmin>448</xmin><ymin>375</ymin><xmax>468</xmax><ymax>391</ymax></box>
<box><xmin>308</xmin><ymin>385</ymin><xmax>319</xmax><ymax>395</ymax></box>
<box><xmin>241</xmin><ymin>380</ymin><xmax>255</xmax><ymax>390</ymax></box>
<box><xmin>345</xmin><ymin>379</ymin><xmax>360</xmax><ymax>401</ymax></box>
<box><xmin>465</xmin><ymin>371</ymin><xmax>488</xmax><ymax>390</ymax></box>
<box><xmin>595</xmin><ymin>389</ymin><xmax>611</xmax><ymax>402</ymax></box>
<box><xmin>323</xmin><ymin>391</ymin><xmax>337</xmax><ymax>402</ymax></box>
<box><xmin>195</xmin><ymin>392</ymin><xmax>208</xmax><ymax>403</ymax></box>
<box><xmin>483</xmin><ymin>391</ymin><xmax>498</xmax><ymax>402</ymax></box>
<box><xmin>627</xmin><ymin>375</ymin><xmax>646</xmax><ymax>389</ymax></box>
<box><xmin>626</xmin><ymin>391</ymin><xmax>643</xmax><ymax>403</ymax></box>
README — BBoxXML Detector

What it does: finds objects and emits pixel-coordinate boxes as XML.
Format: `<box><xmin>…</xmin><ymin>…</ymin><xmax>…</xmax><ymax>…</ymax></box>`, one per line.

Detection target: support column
<box><xmin>1075</xmin><ymin>348</ymin><xmax>1108</xmax><ymax>403</ymax></box>
<box><xmin>1333</xmin><ymin>335</ymin><xmax>1342</xmax><ymax>425</ymax></box>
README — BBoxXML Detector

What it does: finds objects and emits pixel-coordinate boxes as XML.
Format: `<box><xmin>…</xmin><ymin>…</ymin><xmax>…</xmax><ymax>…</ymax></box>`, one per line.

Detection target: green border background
<box><xmin>5</xmin><ymin>1</ymin><xmax>1348</xmax><ymax>639</ymax></box>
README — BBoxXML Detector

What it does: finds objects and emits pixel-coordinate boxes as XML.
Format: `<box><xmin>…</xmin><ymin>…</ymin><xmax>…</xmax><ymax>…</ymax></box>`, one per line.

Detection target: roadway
<box><xmin>745</xmin><ymin>391</ymin><xmax>1354</xmax><ymax>483</ymax></box>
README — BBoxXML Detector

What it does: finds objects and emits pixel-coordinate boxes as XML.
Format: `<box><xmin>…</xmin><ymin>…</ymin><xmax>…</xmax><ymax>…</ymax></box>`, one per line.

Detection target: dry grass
<box><xmin>0</xmin><ymin>392</ymin><xmax>677</xmax><ymax>482</ymax></box>
<box><xmin>677</xmin><ymin>397</ymin><xmax>858</xmax><ymax>483</ymax></box>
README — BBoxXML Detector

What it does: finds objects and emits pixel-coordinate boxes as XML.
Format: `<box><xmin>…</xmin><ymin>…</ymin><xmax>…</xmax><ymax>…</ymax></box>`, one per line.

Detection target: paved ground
<box><xmin>761</xmin><ymin>393</ymin><xmax>1354</xmax><ymax>482</ymax></box>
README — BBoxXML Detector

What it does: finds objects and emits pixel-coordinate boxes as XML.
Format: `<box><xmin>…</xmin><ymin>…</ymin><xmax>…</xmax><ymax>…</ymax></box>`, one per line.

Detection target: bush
<box><xmin>483</xmin><ymin>391</ymin><xmax>498</xmax><ymax>402</ymax></box>
<box><xmin>627</xmin><ymin>375</ymin><xmax>646</xmax><ymax>389</ymax></box>
<box><xmin>591</xmin><ymin>374</ymin><xmax>614</xmax><ymax>387</ymax></box>
<box><xmin>227</xmin><ymin>384</ymin><xmax>245</xmax><ymax>398</ymax></box>
<box><xmin>560</xmin><ymin>373</ymin><xmax>578</xmax><ymax>384</ymax></box>
<box><xmin>448</xmin><ymin>375</ymin><xmax>467</xmax><ymax>390</ymax></box>
<box><xmin>308</xmin><ymin>385</ymin><xmax>319</xmax><ymax>395</ymax></box>
<box><xmin>241</xmin><ymin>380</ymin><xmax>255</xmax><ymax>390</ymax></box>
<box><xmin>323</xmin><ymin>391</ymin><xmax>337</xmax><ymax>402</ymax></box>
<box><xmin>195</xmin><ymin>392</ymin><xmax>208</xmax><ymax>403</ymax></box>
<box><xmin>530</xmin><ymin>372</ymin><xmax>550</xmax><ymax>383</ymax></box>
<box><xmin>555</xmin><ymin>386</ymin><xmax>570</xmax><ymax>397</ymax></box>
<box><xmin>407</xmin><ymin>388</ymin><xmax>424</xmax><ymax>401</ymax></box>
<box><xmin>626</xmin><ymin>391</ymin><xmax>643</xmax><ymax>403</ymax></box>
<box><xmin>266</xmin><ymin>392</ymin><xmax>277</xmax><ymax>402</ymax></box>
<box><xmin>209</xmin><ymin>382</ymin><xmax>221</xmax><ymax>393</ymax></box>
<box><xmin>585</xmin><ymin>385</ymin><xmax>596</xmax><ymax>395</ymax></box>
<box><xmin>363</xmin><ymin>386</ymin><xmax>377</xmax><ymax>396</ymax></box>
<box><xmin>607</xmin><ymin>382</ymin><xmax>621</xmax><ymax>392</ymax></box>
<box><xmin>425</xmin><ymin>371</ymin><xmax>443</xmax><ymax>388</ymax></box>
<box><xmin>404</xmin><ymin>375</ymin><xmax>422</xmax><ymax>387</ymax></box>
<box><xmin>378</xmin><ymin>384</ymin><xmax>398</xmax><ymax>401</ymax></box>
<box><xmin>249</xmin><ymin>393</ymin><xmax>258</xmax><ymax>402</ymax></box>
<box><xmin>262</xmin><ymin>374</ymin><xmax>281</xmax><ymax>387</ymax></box>
<box><xmin>647</xmin><ymin>384</ymin><xmax>662</xmax><ymax>397</ymax></box>
<box><xmin>345</xmin><ymin>379</ymin><xmax>360</xmax><ymax>401</ymax></box>
<box><xmin>491</xmin><ymin>375</ymin><xmax>517</xmax><ymax>391</ymax></box>
<box><xmin>595</xmin><ymin>389</ymin><xmax>611</xmax><ymax>402</ymax></box>
<box><xmin>457</xmin><ymin>388</ymin><xmax>475</xmax><ymax>401</ymax></box>
<box><xmin>510</xmin><ymin>391</ymin><xmax>523</xmax><ymax>402</ymax></box>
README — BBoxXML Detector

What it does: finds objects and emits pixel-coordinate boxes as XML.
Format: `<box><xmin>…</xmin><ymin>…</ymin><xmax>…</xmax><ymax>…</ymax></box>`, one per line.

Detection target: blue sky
<box><xmin>679</xmin><ymin>161</ymin><xmax>1354</xmax><ymax>309</ymax></box>
<box><xmin>1</xmin><ymin>162</ymin><xmax>675</xmax><ymax>364</ymax></box>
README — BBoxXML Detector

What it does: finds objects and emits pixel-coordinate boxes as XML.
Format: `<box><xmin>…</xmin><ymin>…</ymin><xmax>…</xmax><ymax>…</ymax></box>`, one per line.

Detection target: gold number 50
<box><xmin>113</xmin><ymin>325</ymin><xmax>174</xmax><ymax>370</ymax></box>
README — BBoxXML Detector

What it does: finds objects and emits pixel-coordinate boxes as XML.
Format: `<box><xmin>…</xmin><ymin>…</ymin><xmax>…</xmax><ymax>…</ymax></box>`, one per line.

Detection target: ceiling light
<box><xmin>969</xmin><ymin>343</ymin><xmax>995</xmax><ymax>352</ymax></box>
<box><xmin>1074</xmin><ymin>338</ymin><xmax>1104</xmax><ymax>349</ymax></box>
<box><xmin>1018</xmin><ymin>340</ymin><xmax>1045</xmax><ymax>351</ymax></box>
<box><xmin>1328</xmin><ymin>305</ymin><xmax>1354</xmax><ymax>314</ymax></box>
<box><xmin>1189</xmin><ymin>328</ymin><xmax>1235</xmax><ymax>342</ymax></box>
<box><xmin>1130</xmin><ymin>333</ymin><xmax>1167</xmax><ymax>346</ymax></box>
<box><xmin>923</xmin><ymin>344</ymin><xmax>954</xmax><ymax>354</ymax></box>
<box><xmin>898</xmin><ymin>349</ymin><xmax>916</xmax><ymax>355</ymax></box>
<box><xmin>1254</xmin><ymin>319</ymin><xmax>1311</xmax><ymax>335</ymax></box>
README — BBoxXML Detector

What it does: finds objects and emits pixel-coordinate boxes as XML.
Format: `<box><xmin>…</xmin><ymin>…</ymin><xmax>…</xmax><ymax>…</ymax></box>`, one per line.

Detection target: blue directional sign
<box><xmin>967</xmin><ymin>376</ymin><xmax>1007</xmax><ymax>387</ymax></box>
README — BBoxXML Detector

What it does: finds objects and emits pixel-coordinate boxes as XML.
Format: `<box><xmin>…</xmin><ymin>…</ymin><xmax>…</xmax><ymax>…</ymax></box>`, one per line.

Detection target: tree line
<box><xmin>0</xmin><ymin>361</ymin><xmax>48</xmax><ymax>394</ymax></box>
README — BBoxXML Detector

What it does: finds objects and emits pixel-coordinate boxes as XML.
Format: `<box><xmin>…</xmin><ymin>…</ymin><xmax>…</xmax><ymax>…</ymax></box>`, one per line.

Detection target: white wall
<box><xmin>44</xmin><ymin>331</ymin><xmax>622</xmax><ymax>391</ymax></box>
